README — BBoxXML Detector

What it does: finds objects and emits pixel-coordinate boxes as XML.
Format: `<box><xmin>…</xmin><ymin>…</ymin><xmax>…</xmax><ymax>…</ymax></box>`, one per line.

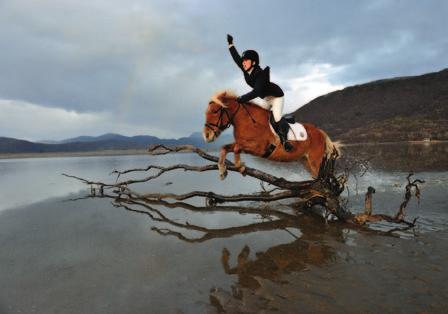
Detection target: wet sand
<box><xmin>209</xmin><ymin>227</ymin><xmax>448</xmax><ymax>313</ymax></box>
<box><xmin>1</xmin><ymin>194</ymin><xmax>447</xmax><ymax>314</ymax></box>
<box><xmin>0</xmin><ymin>144</ymin><xmax>447</xmax><ymax>313</ymax></box>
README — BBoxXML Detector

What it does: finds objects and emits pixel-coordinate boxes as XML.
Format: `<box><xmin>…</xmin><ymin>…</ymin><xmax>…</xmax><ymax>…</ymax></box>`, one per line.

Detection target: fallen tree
<box><xmin>63</xmin><ymin>144</ymin><xmax>424</xmax><ymax>238</ymax></box>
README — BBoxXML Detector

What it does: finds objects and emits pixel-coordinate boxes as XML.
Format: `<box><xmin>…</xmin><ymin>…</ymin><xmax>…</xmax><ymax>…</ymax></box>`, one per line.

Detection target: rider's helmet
<box><xmin>241</xmin><ymin>50</ymin><xmax>259</xmax><ymax>65</ymax></box>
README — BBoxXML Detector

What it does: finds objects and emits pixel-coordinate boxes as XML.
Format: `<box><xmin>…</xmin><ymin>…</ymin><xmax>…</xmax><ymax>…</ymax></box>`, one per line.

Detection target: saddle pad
<box><xmin>287</xmin><ymin>122</ymin><xmax>308</xmax><ymax>141</ymax></box>
<box><xmin>269</xmin><ymin>122</ymin><xmax>308</xmax><ymax>141</ymax></box>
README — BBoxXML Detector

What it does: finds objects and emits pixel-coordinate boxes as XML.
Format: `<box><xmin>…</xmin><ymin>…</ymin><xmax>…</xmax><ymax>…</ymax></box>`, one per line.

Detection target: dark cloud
<box><xmin>0</xmin><ymin>0</ymin><xmax>446</xmax><ymax>140</ymax></box>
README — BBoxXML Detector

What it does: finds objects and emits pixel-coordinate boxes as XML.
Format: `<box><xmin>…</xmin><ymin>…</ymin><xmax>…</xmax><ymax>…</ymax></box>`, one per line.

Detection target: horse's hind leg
<box><xmin>302</xmin><ymin>127</ymin><xmax>327</xmax><ymax>178</ymax></box>
<box><xmin>306</xmin><ymin>143</ymin><xmax>326</xmax><ymax>178</ymax></box>
<box><xmin>304</xmin><ymin>156</ymin><xmax>319</xmax><ymax>178</ymax></box>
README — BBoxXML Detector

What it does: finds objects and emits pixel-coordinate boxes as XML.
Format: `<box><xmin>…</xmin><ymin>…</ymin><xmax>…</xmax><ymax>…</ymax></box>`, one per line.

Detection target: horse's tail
<box><xmin>319</xmin><ymin>129</ymin><xmax>343</xmax><ymax>158</ymax></box>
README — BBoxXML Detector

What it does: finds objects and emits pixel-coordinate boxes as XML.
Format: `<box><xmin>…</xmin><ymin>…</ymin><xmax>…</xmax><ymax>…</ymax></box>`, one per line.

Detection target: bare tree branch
<box><xmin>63</xmin><ymin>144</ymin><xmax>424</xmax><ymax>235</ymax></box>
<box><xmin>146</xmin><ymin>144</ymin><xmax>315</xmax><ymax>190</ymax></box>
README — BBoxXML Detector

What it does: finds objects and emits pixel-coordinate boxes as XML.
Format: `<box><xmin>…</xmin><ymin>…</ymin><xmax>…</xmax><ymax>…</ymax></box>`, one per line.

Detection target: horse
<box><xmin>203</xmin><ymin>90</ymin><xmax>341</xmax><ymax>179</ymax></box>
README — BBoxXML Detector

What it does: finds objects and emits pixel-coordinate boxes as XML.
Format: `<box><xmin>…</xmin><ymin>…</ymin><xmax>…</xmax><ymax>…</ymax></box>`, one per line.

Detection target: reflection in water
<box><xmin>213</xmin><ymin>237</ymin><xmax>335</xmax><ymax>313</ymax></box>
<box><xmin>101</xmin><ymin>196</ymin><xmax>344</xmax><ymax>312</ymax></box>
<box><xmin>220</xmin><ymin>217</ymin><xmax>339</xmax><ymax>281</ymax></box>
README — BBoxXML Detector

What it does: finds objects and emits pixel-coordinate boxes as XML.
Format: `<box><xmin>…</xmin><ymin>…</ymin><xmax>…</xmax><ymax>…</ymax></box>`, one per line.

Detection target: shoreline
<box><xmin>0</xmin><ymin>149</ymin><xmax>151</xmax><ymax>160</ymax></box>
<box><xmin>0</xmin><ymin>140</ymin><xmax>446</xmax><ymax>160</ymax></box>
<box><xmin>338</xmin><ymin>140</ymin><xmax>447</xmax><ymax>147</ymax></box>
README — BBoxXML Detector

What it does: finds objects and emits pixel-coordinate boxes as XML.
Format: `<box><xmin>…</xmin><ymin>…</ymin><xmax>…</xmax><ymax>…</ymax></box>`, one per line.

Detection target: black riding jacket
<box><xmin>229</xmin><ymin>45</ymin><xmax>284</xmax><ymax>103</ymax></box>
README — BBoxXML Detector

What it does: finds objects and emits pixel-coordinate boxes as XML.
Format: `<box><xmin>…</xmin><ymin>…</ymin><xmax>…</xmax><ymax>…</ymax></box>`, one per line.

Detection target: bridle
<box><xmin>204</xmin><ymin>102</ymin><xmax>242</xmax><ymax>137</ymax></box>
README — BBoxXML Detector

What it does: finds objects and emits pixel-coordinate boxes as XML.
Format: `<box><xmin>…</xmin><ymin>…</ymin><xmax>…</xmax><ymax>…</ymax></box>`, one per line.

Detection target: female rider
<box><xmin>227</xmin><ymin>34</ymin><xmax>293</xmax><ymax>152</ymax></box>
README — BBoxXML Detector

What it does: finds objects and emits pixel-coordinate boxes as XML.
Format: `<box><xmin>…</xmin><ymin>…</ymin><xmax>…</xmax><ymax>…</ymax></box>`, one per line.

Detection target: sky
<box><xmin>0</xmin><ymin>0</ymin><xmax>447</xmax><ymax>141</ymax></box>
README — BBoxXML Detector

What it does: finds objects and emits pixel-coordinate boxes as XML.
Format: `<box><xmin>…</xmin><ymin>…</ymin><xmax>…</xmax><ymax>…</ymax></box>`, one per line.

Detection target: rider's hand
<box><xmin>227</xmin><ymin>34</ymin><xmax>233</xmax><ymax>45</ymax></box>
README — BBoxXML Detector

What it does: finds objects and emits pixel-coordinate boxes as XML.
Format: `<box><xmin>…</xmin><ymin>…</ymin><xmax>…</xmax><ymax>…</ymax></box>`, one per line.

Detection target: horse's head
<box><xmin>202</xmin><ymin>91</ymin><xmax>236</xmax><ymax>142</ymax></box>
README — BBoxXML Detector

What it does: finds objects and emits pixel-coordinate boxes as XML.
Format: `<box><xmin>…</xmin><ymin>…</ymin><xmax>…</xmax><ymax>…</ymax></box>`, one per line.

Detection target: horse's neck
<box><xmin>229</xmin><ymin>102</ymin><xmax>269</xmax><ymax>130</ymax></box>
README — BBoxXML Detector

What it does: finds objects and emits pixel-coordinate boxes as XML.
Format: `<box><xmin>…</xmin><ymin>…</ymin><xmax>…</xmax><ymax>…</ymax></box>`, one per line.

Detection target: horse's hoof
<box><xmin>220</xmin><ymin>169</ymin><xmax>228</xmax><ymax>180</ymax></box>
<box><xmin>218</xmin><ymin>164</ymin><xmax>227</xmax><ymax>180</ymax></box>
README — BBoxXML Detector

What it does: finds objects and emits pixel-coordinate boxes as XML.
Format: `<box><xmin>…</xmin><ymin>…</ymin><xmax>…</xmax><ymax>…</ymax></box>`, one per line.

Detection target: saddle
<box><xmin>263</xmin><ymin>113</ymin><xmax>307</xmax><ymax>158</ymax></box>
<box><xmin>283</xmin><ymin>113</ymin><xmax>296</xmax><ymax>124</ymax></box>
<box><xmin>268</xmin><ymin>112</ymin><xmax>307</xmax><ymax>142</ymax></box>
<box><xmin>269</xmin><ymin>113</ymin><xmax>295</xmax><ymax>135</ymax></box>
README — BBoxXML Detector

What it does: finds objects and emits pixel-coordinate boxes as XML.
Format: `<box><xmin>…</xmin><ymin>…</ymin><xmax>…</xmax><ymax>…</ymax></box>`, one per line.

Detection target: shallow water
<box><xmin>0</xmin><ymin>143</ymin><xmax>447</xmax><ymax>313</ymax></box>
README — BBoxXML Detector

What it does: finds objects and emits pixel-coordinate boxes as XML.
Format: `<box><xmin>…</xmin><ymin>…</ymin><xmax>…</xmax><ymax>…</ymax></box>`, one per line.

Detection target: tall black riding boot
<box><xmin>274</xmin><ymin>119</ymin><xmax>293</xmax><ymax>152</ymax></box>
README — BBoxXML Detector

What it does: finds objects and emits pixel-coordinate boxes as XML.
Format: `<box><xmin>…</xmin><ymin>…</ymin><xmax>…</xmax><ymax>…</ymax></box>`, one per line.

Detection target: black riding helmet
<box><xmin>241</xmin><ymin>50</ymin><xmax>259</xmax><ymax>65</ymax></box>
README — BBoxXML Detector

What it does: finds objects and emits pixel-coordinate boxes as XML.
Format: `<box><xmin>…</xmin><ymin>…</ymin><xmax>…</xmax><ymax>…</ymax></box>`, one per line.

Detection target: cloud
<box><xmin>0</xmin><ymin>99</ymin><xmax>167</xmax><ymax>141</ymax></box>
<box><xmin>274</xmin><ymin>63</ymin><xmax>346</xmax><ymax>113</ymax></box>
<box><xmin>0</xmin><ymin>0</ymin><xmax>446</xmax><ymax>140</ymax></box>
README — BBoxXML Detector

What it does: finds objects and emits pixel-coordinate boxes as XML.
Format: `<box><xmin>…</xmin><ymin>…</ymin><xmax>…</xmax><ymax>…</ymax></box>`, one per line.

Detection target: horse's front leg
<box><xmin>218</xmin><ymin>143</ymin><xmax>235</xmax><ymax>180</ymax></box>
<box><xmin>233</xmin><ymin>144</ymin><xmax>246</xmax><ymax>175</ymax></box>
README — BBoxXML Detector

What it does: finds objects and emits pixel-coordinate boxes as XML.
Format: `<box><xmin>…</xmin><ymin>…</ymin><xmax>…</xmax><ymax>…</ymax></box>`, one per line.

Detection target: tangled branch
<box><xmin>63</xmin><ymin>144</ymin><xmax>424</xmax><ymax>236</ymax></box>
<box><xmin>352</xmin><ymin>172</ymin><xmax>424</xmax><ymax>227</ymax></box>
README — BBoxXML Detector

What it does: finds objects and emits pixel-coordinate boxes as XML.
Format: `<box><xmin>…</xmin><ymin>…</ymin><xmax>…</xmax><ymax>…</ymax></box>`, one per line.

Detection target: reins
<box><xmin>240</xmin><ymin>103</ymin><xmax>257</xmax><ymax>124</ymax></box>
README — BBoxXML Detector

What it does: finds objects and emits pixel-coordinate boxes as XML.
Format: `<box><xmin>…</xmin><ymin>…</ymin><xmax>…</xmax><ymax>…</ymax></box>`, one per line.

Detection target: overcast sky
<box><xmin>0</xmin><ymin>0</ymin><xmax>446</xmax><ymax>141</ymax></box>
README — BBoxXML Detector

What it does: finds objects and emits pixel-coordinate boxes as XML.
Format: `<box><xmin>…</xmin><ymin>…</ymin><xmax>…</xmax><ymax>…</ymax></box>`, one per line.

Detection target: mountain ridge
<box><xmin>0</xmin><ymin>132</ymin><xmax>233</xmax><ymax>154</ymax></box>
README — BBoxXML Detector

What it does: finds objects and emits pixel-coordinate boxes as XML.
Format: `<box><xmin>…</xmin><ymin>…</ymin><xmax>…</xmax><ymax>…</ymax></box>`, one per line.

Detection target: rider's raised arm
<box><xmin>229</xmin><ymin>45</ymin><xmax>243</xmax><ymax>70</ymax></box>
<box><xmin>227</xmin><ymin>34</ymin><xmax>243</xmax><ymax>70</ymax></box>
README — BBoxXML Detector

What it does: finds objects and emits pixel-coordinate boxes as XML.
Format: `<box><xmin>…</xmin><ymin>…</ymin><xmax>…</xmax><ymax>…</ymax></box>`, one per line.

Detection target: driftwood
<box><xmin>63</xmin><ymin>144</ymin><xmax>424</xmax><ymax>238</ymax></box>
<box><xmin>352</xmin><ymin>172</ymin><xmax>424</xmax><ymax>226</ymax></box>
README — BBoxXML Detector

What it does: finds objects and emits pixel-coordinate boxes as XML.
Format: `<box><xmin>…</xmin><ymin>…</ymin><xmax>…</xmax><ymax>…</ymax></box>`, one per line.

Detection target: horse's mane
<box><xmin>209</xmin><ymin>90</ymin><xmax>236</xmax><ymax>107</ymax></box>
<box><xmin>209</xmin><ymin>90</ymin><xmax>269</xmax><ymax>114</ymax></box>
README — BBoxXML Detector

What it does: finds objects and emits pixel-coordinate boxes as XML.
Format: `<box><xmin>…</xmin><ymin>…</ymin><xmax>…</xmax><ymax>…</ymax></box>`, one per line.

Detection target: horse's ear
<box><xmin>219</xmin><ymin>91</ymin><xmax>227</xmax><ymax>101</ymax></box>
<box><xmin>211</xmin><ymin>90</ymin><xmax>233</xmax><ymax>107</ymax></box>
<box><xmin>212</xmin><ymin>91</ymin><xmax>226</xmax><ymax>107</ymax></box>
<box><xmin>219</xmin><ymin>91</ymin><xmax>232</xmax><ymax>104</ymax></box>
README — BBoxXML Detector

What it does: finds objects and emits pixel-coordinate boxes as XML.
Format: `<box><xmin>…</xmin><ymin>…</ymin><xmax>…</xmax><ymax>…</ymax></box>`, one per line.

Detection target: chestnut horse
<box><xmin>203</xmin><ymin>91</ymin><xmax>341</xmax><ymax>179</ymax></box>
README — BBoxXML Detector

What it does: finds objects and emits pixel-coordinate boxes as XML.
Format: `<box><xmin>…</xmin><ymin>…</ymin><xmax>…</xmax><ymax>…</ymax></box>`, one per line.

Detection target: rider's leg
<box><xmin>252</xmin><ymin>98</ymin><xmax>272</xmax><ymax>111</ymax></box>
<box><xmin>269</xmin><ymin>96</ymin><xmax>283</xmax><ymax>123</ymax></box>
<box><xmin>266</xmin><ymin>97</ymin><xmax>293</xmax><ymax>152</ymax></box>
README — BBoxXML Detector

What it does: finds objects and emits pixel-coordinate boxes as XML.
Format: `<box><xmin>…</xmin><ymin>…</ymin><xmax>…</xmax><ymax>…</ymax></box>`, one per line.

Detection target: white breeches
<box><xmin>256</xmin><ymin>96</ymin><xmax>284</xmax><ymax>122</ymax></box>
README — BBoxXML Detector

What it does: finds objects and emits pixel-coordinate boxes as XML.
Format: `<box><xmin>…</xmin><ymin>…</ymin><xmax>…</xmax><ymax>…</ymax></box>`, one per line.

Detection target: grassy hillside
<box><xmin>294</xmin><ymin>68</ymin><xmax>448</xmax><ymax>143</ymax></box>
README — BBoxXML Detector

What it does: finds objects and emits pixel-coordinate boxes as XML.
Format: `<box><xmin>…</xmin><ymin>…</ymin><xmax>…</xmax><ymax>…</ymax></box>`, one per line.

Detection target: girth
<box><xmin>262</xmin><ymin>143</ymin><xmax>276</xmax><ymax>158</ymax></box>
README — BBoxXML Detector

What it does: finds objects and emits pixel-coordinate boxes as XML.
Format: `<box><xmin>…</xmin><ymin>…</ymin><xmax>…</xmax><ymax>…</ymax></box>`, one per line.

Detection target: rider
<box><xmin>227</xmin><ymin>34</ymin><xmax>293</xmax><ymax>152</ymax></box>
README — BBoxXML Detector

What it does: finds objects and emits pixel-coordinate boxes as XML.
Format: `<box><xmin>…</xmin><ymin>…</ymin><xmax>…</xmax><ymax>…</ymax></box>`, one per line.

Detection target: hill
<box><xmin>0</xmin><ymin>132</ymin><xmax>233</xmax><ymax>154</ymax></box>
<box><xmin>293</xmin><ymin>68</ymin><xmax>448</xmax><ymax>143</ymax></box>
